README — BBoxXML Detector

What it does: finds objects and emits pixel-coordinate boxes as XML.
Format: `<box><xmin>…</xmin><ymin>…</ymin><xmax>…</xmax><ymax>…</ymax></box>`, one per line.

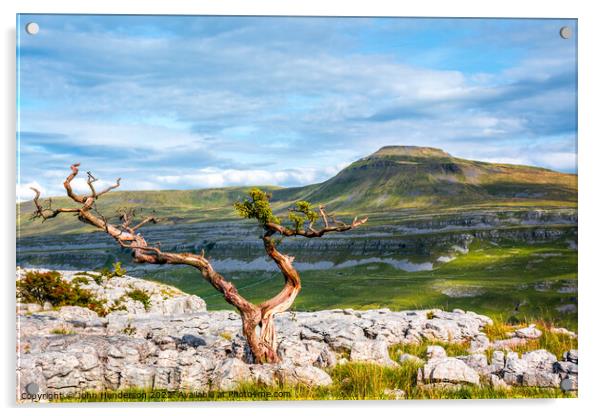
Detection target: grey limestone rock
<box><xmin>16</xmin><ymin>268</ymin><xmax>578</xmax><ymax>398</ymax></box>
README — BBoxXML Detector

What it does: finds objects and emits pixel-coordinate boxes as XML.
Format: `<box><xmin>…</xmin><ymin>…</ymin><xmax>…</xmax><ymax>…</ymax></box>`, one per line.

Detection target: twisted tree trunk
<box><xmin>256</xmin><ymin>232</ymin><xmax>302</xmax><ymax>361</ymax></box>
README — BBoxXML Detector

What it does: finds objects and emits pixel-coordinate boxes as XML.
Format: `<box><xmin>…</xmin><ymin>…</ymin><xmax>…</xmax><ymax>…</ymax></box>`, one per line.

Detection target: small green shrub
<box><xmin>109</xmin><ymin>297</ymin><xmax>128</xmax><ymax>313</ymax></box>
<box><xmin>74</xmin><ymin>271</ymin><xmax>103</xmax><ymax>285</ymax></box>
<box><xmin>50</xmin><ymin>327</ymin><xmax>76</xmax><ymax>335</ymax></box>
<box><xmin>219</xmin><ymin>332</ymin><xmax>233</xmax><ymax>341</ymax></box>
<box><xmin>17</xmin><ymin>270</ymin><xmax>108</xmax><ymax>316</ymax></box>
<box><xmin>17</xmin><ymin>270</ymin><xmax>63</xmax><ymax>305</ymax></box>
<box><xmin>126</xmin><ymin>289</ymin><xmax>151</xmax><ymax>311</ymax></box>
<box><xmin>97</xmin><ymin>262</ymin><xmax>127</xmax><ymax>282</ymax></box>
<box><xmin>122</xmin><ymin>323</ymin><xmax>137</xmax><ymax>336</ymax></box>
<box><xmin>71</xmin><ymin>276</ymin><xmax>90</xmax><ymax>286</ymax></box>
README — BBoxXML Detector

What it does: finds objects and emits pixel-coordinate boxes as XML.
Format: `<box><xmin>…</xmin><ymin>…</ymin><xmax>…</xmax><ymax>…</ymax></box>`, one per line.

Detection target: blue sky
<box><xmin>17</xmin><ymin>15</ymin><xmax>577</xmax><ymax>199</ymax></box>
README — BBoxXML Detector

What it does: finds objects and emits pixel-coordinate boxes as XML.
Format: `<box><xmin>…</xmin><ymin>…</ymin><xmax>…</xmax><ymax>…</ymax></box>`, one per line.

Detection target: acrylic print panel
<box><xmin>16</xmin><ymin>15</ymin><xmax>578</xmax><ymax>403</ymax></box>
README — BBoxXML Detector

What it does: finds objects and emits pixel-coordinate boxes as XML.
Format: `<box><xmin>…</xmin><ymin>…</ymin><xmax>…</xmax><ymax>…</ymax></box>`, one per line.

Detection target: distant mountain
<box><xmin>272</xmin><ymin>146</ymin><xmax>577</xmax><ymax>211</ymax></box>
<box><xmin>17</xmin><ymin>146</ymin><xmax>577</xmax><ymax>237</ymax></box>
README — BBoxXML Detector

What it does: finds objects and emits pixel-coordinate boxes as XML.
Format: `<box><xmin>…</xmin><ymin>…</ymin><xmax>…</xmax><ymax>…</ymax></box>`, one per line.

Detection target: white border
<box><xmin>2</xmin><ymin>1</ymin><xmax>601</xmax><ymax>415</ymax></box>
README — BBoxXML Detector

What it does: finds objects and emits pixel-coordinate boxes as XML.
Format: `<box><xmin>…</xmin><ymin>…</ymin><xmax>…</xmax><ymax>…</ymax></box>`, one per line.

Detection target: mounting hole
<box><xmin>25</xmin><ymin>382</ymin><xmax>39</xmax><ymax>395</ymax></box>
<box><xmin>559</xmin><ymin>26</ymin><xmax>571</xmax><ymax>39</ymax></box>
<box><xmin>25</xmin><ymin>22</ymin><xmax>39</xmax><ymax>35</ymax></box>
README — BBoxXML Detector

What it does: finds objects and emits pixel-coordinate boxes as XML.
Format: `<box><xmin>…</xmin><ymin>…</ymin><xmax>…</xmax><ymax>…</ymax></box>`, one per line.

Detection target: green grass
<box><xmin>389</xmin><ymin>340</ymin><xmax>471</xmax><ymax>360</ymax></box>
<box><xmin>483</xmin><ymin>318</ymin><xmax>578</xmax><ymax>360</ymax></box>
<box><xmin>125</xmin><ymin>288</ymin><xmax>152</xmax><ymax>311</ymax></box>
<box><xmin>142</xmin><ymin>239</ymin><xmax>577</xmax><ymax>330</ymax></box>
<box><xmin>55</xmin><ymin>361</ymin><xmax>574</xmax><ymax>402</ymax></box>
<box><xmin>50</xmin><ymin>327</ymin><xmax>76</xmax><ymax>335</ymax></box>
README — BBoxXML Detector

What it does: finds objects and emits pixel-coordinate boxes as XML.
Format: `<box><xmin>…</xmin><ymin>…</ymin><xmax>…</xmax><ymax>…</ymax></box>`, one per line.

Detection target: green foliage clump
<box><xmin>233</xmin><ymin>188</ymin><xmax>322</xmax><ymax>233</ymax></box>
<box><xmin>74</xmin><ymin>262</ymin><xmax>127</xmax><ymax>286</ymax></box>
<box><xmin>17</xmin><ymin>270</ymin><xmax>108</xmax><ymax>316</ymax></box>
<box><xmin>234</xmin><ymin>188</ymin><xmax>280</xmax><ymax>225</ymax></box>
<box><xmin>122</xmin><ymin>323</ymin><xmax>137</xmax><ymax>336</ymax></box>
<box><xmin>126</xmin><ymin>288</ymin><xmax>152</xmax><ymax>311</ymax></box>
<box><xmin>109</xmin><ymin>297</ymin><xmax>128</xmax><ymax>313</ymax></box>
<box><xmin>71</xmin><ymin>276</ymin><xmax>90</xmax><ymax>286</ymax></box>
<box><xmin>219</xmin><ymin>331</ymin><xmax>233</xmax><ymax>341</ymax></box>
<box><xmin>288</xmin><ymin>200</ymin><xmax>319</xmax><ymax>231</ymax></box>
<box><xmin>50</xmin><ymin>327</ymin><xmax>76</xmax><ymax>335</ymax></box>
<box><xmin>98</xmin><ymin>262</ymin><xmax>127</xmax><ymax>280</ymax></box>
<box><xmin>74</xmin><ymin>271</ymin><xmax>103</xmax><ymax>285</ymax></box>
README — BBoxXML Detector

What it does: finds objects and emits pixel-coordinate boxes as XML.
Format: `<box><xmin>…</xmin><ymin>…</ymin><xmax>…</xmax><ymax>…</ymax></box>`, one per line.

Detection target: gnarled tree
<box><xmin>30</xmin><ymin>164</ymin><xmax>367</xmax><ymax>363</ymax></box>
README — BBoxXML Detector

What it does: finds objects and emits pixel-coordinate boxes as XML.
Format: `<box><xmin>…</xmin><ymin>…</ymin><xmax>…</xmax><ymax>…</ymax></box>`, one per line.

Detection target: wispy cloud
<box><xmin>17</xmin><ymin>16</ymin><xmax>577</xmax><ymax>198</ymax></box>
<box><xmin>156</xmin><ymin>163</ymin><xmax>348</xmax><ymax>189</ymax></box>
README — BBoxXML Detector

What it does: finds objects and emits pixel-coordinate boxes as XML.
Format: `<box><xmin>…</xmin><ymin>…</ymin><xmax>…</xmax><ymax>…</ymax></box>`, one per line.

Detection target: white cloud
<box><xmin>532</xmin><ymin>152</ymin><xmax>577</xmax><ymax>172</ymax></box>
<box><xmin>17</xmin><ymin>16</ymin><xmax>577</xmax><ymax>197</ymax></box>
<box><xmin>16</xmin><ymin>181</ymin><xmax>44</xmax><ymax>202</ymax></box>
<box><xmin>156</xmin><ymin>165</ymin><xmax>347</xmax><ymax>189</ymax></box>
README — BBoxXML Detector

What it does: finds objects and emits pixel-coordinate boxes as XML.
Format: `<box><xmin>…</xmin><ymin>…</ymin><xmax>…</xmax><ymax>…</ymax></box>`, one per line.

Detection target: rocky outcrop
<box><xmin>418</xmin><ymin>347</ymin><xmax>481</xmax><ymax>386</ymax></box>
<box><xmin>417</xmin><ymin>346</ymin><xmax>578</xmax><ymax>391</ymax></box>
<box><xmin>16</xmin><ymin>269</ymin><xmax>578</xmax><ymax>400</ymax></box>
<box><xmin>499</xmin><ymin>350</ymin><xmax>560</xmax><ymax>387</ymax></box>
<box><xmin>16</xmin><ymin>268</ymin><xmax>207</xmax><ymax>316</ymax></box>
<box><xmin>555</xmin><ymin>350</ymin><xmax>578</xmax><ymax>390</ymax></box>
<box><xmin>17</xmin><ymin>207</ymin><xmax>577</xmax><ymax>273</ymax></box>
<box><xmin>350</xmin><ymin>340</ymin><xmax>397</xmax><ymax>367</ymax></box>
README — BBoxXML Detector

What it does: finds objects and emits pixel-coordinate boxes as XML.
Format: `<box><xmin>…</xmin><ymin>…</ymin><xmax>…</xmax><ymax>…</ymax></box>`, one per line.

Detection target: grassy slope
<box><xmin>271</xmin><ymin>146</ymin><xmax>577</xmax><ymax>213</ymax></box>
<box><xmin>142</xmin><ymin>239</ymin><xmax>577</xmax><ymax>330</ymax></box>
<box><xmin>17</xmin><ymin>146</ymin><xmax>577</xmax><ymax>237</ymax></box>
<box><xmin>17</xmin><ymin>186</ymin><xmax>279</xmax><ymax>237</ymax></box>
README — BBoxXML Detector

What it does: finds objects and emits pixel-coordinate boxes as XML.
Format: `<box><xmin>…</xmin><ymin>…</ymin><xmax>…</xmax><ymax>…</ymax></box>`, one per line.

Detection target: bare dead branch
<box><xmin>86</xmin><ymin>171</ymin><xmax>98</xmax><ymax>198</ymax></box>
<box><xmin>265</xmin><ymin>218</ymin><xmax>367</xmax><ymax>238</ymax></box>
<box><xmin>96</xmin><ymin>177</ymin><xmax>121</xmax><ymax>198</ymax></box>
<box><xmin>265</xmin><ymin>204</ymin><xmax>367</xmax><ymax>238</ymax></box>
<box><xmin>30</xmin><ymin>187</ymin><xmax>80</xmax><ymax>221</ymax></box>
<box><xmin>118</xmin><ymin>207</ymin><xmax>135</xmax><ymax>229</ymax></box>
<box><xmin>318</xmin><ymin>205</ymin><xmax>329</xmax><ymax>227</ymax></box>
<box><xmin>116</xmin><ymin>239</ymin><xmax>161</xmax><ymax>254</ymax></box>
<box><xmin>63</xmin><ymin>163</ymin><xmax>86</xmax><ymax>204</ymax></box>
<box><xmin>131</xmin><ymin>216</ymin><xmax>158</xmax><ymax>231</ymax></box>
